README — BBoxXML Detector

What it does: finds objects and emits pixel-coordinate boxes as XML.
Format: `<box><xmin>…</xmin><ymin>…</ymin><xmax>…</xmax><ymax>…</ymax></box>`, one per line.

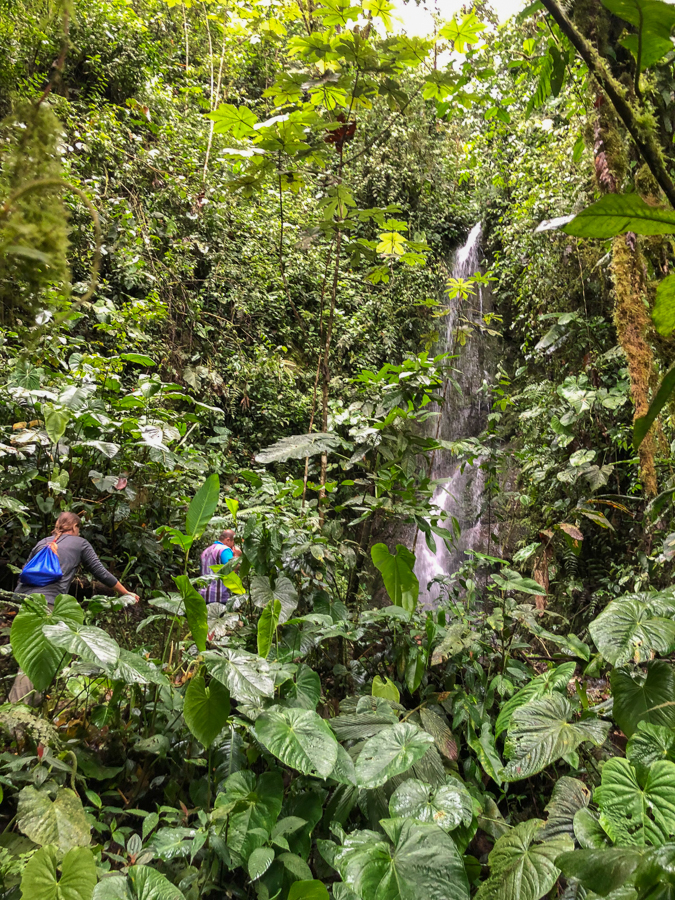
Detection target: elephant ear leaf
<box><xmin>503</xmin><ymin>695</ymin><xmax>609</xmax><ymax>782</ymax></box>
<box><xmin>589</xmin><ymin>590</ymin><xmax>675</xmax><ymax>666</ymax></box>
<box><xmin>11</xmin><ymin>595</ymin><xmax>83</xmax><ymax>692</ymax></box>
<box><xmin>370</xmin><ymin>543</ymin><xmax>419</xmax><ymax>612</ymax></box>
<box><xmin>185</xmin><ymin>473</ymin><xmax>220</xmax><ymax>537</ymax></box>
<box><xmin>475</xmin><ymin>818</ymin><xmax>573</xmax><ymax>900</ymax></box>
<box><xmin>183</xmin><ymin>675</ymin><xmax>230</xmax><ymax>748</ymax></box>
<box><xmin>254</xmin><ymin>707</ymin><xmax>338</xmax><ymax>778</ymax></box>
<box><xmin>17</xmin><ymin>786</ymin><xmax>91</xmax><ymax>855</ymax></box>
<box><xmin>611</xmin><ymin>660</ymin><xmax>675</xmax><ymax>737</ymax></box>
<box><xmin>21</xmin><ymin>845</ymin><xmax>97</xmax><ymax>900</ymax></box>
<box><xmin>173</xmin><ymin>575</ymin><xmax>208</xmax><ymax>652</ymax></box>
<box><xmin>355</xmin><ymin>721</ymin><xmax>434</xmax><ymax>788</ymax></box>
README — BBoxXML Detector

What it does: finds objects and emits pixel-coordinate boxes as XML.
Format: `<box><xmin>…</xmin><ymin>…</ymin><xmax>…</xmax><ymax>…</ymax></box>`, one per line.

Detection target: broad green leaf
<box><xmin>126</xmin><ymin>865</ymin><xmax>186</xmax><ymax>899</ymax></box>
<box><xmin>611</xmin><ymin>660</ymin><xmax>675</xmax><ymax>737</ymax></box>
<box><xmin>626</xmin><ymin>722</ymin><xmax>675</xmax><ymax>770</ymax></box>
<box><xmin>540</xmin><ymin>776</ymin><xmax>591</xmax><ymax>841</ymax></box>
<box><xmin>43</xmin><ymin>404</ymin><xmax>70</xmax><ymax>444</ymax></box>
<box><xmin>555</xmin><ymin>848</ymin><xmax>643</xmax><ymax>896</ymax></box>
<box><xmin>439</xmin><ymin>11</ymin><xmax>486</xmax><ymax>51</ymax></box>
<box><xmin>467</xmin><ymin>721</ymin><xmax>504</xmax><ymax>786</ymax></box>
<box><xmin>475</xmin><ymin>819</ymin><xmax>573</xmax><ymax>900</ymax></box>
<box><xmin>595</xmin><ymin>757</ymin><xmax>675</xmax><ymax>846</ymax></box>
<box><xmin>250</xmin><ymin>575</ymin><xmax>298</xmax><ymax>623</ymax></box>
<box><xmin>255</xmin><ymin>432</ymin><xmax>341</xmax><ymax>464</ymax></box>
<box><xmin>324</xmin><ymin>819</ymin><xmax>469</xmax><ymax>900</ymax></box>
<box><xmin>573</xmin><ymin>808</ymin><xmax>612</xmax><ymax>849</ymax></box>
<box><xmin>287</xmin><ymin>882</ymin><xmax>330</xmax><ymax>900</ymax></box>
<box><xmin>11</xmin><ymin>595</ymin><xmax>83</xmax><ymax>691</ymax></box>
<box><xmin>185</xmin><ymin>473</ymin><xmax>220</xmax><ymax>537</ymax></box>
<box><xmin>601</xmin><ymin>0</ymin><xmax>675</xmax><ymax>68</ymax></box>
<box><xmin>148</xmin><ymin>827</ymin><xmax>197</xmax><ymax>861</ymax></box>
<box><xmin>204</xmin><ymin>648</ymin><xmax>275</xmax><ymax>702</ymax></box>
<box><xmin>109</xmin><ymin>649</ymin><xmax>169</xmax><ymax>686</ymax></box>
<box><xmin>491</xmin><ymin>568</ymin><xmax>544</xmax><ymax>595</ymax></box>
<box><xmin>503</xmin><ymin>695</ymin><xmax>610</xmax><ymax>782</ymax></box>
<box><xmin>254</xmin><ymin>706</ymin><xmax>338</xmax><ymax>778</ymax></box>
<box><xmin>370</xmin><ymin>543</ymin><xmax>419</xmax><ymax>613</ymax></box>
<box><xmin>183</xmin><ymin>675</ymin><xmax>230</xmax><ymax>748</ymax></box>
<box><xmin>634</xmin><ymin>366</ymin><xmax>675</xmax><ymax>450</ymax></box>
<box><xmin>634</xmin><ymin>845</ymin><xmax>675</xmax><ymax>896</ymax></box>
<box><xmin>120</xmin><ymin>353</ymin><xmax>156</xmax><ymax>366</ymax></box>
<box><xmin>225</xmin><ymin>498</ymin><xmax>239</xmax><ymax>521</ymax></box>
<box><xmin>42</xmin><ymin>621</ymin><xmax>120</xmax><ymax>667</ymax></box>
<box><xmin>173</xmin><ymin>575</ymin><xmax>208</xmax><ymax>652</ymax></box>
<box><xmin>248</xmin><ymin>846</ymin><xmax>274</xmax><ymax>881</ymax></box>
<box><xmin>589</xmin><ymin>590</ymin><xmax>675</xmax><ymax>665</ymax></box>
<box><xmin>208</xmin><ymin>103</ymin><xmax>258</xmax><ymax>138</ymax></box>
<box><xmin>562</xmin><ymin>193</ymin><xmax>675</xmax><ymax>239</ymax></box>
<box><xmin>355</xmin><ymin>721</ymin><xmax>434</xmax><ymax>788</ymax></box>
<box><xmin>214</xmin><ymin>771</ymin><xmax>283</xmax><ymax>863</ymax></box>
<box><xmin>376</xmin><ymin>232</ymin><xmax>406</xmax><ymax>255</ymax></box>
<box><xmin>372</xmin><ymin>676</ymin><xmax>400</xmax><ymax>704</ymax></box>
<box><xmin>284</xmin><ymin>663</ymin><xmax>321</xmax><ymax>710</ymax></box>
<box><xmin>388</xmin><ymin>776</ymin><xmax>473</xmax><ymax>832</ymax></box>
<box><xmin>653</xmin><ymin>273</ymin><xmax>675</xmax><ymax>336</ymax></box>
<box><xmin>17</xmin><ymin>787</ymin><xmax>90</xmax><ymax>854</ymax></box>
<box><xmin>257</xmin><ymin>598</ymin><xmax>281</xmax><ymax>659</ymax></box>
<box><xmin>21</xmin><ymin>845</ymin><xmax>96</xmax><ymax>900</ymax></box>
<box><xmin>495</xmin><ymin>663</ymin><xmax>576</xmax><ymax>736</ymax></box>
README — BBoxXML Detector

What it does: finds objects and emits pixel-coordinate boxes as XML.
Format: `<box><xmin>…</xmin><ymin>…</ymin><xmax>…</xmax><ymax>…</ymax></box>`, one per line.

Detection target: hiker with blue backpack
<box><xmin>10</xmin><ymin>511</ymin><xmax>139</xmax><ymax>702</ymax></box>
<box><xmin>199</xmin><ymin>529</ymin><xmax>241</xmax><ymax>604</ymax></box>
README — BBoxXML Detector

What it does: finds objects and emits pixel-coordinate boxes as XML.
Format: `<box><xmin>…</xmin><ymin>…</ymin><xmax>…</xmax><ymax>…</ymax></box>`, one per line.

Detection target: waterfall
<box><xmin>415</xmin><ymin>223</ymin><xmax>494</xmax><ymax>606</ymax></box>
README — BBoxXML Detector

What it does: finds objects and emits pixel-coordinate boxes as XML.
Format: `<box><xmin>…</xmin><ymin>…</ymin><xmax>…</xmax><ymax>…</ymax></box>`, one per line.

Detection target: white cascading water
<box><xmin>415</xmin><ymin>223</ymin><xmax>494</xmax><ymax>606</ymax></box>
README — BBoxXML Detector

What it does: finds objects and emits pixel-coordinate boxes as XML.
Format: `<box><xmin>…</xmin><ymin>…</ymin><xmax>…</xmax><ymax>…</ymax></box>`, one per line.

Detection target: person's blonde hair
<box><xmin>53</xmin><ymin>512</ymin><xmax>81</xmax><ymax>536</ymax></box>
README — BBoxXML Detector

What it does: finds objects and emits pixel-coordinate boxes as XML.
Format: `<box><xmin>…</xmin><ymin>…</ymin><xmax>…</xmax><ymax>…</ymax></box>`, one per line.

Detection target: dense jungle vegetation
<box><xmin>7</xmin><ymin>0</ymin><xmax>675</xmax><ymax>897</ymax></box>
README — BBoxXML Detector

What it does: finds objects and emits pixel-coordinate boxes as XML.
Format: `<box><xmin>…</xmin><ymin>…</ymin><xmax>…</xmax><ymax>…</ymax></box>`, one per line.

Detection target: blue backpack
<box><xmin>20</xmin><ymin>540</ymin><xmax>63</xmax><ymax>587</ymax></box>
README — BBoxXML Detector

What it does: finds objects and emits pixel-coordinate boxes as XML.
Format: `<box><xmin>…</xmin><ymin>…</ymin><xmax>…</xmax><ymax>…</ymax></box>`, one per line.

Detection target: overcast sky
<box><xmin>391</xmin><ymin>0</ymin><xmax>524</xmax><ymax>33</ymax></box>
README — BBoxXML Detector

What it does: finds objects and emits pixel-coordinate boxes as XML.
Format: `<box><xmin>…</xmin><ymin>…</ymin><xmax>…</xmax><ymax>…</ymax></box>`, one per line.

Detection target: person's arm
<box><xmin>80</xmin><ymin>541</ymin><xmax>139</xmax><ymax>601</ymax></box>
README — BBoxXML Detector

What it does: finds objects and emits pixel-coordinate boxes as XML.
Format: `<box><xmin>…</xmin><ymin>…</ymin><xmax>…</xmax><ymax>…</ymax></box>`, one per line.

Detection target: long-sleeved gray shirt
<box><xmin>16</xmin><ymin>534</ymin><xmax>118</xmax><ymax>603</ymax></box>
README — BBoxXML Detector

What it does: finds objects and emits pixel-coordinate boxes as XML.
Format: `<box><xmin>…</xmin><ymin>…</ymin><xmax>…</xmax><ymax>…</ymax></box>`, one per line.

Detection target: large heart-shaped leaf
<box><xmin>11</xmin><ymin>595</ymin><xmax>83</xmax><ymax>691</ymax></box>
<box><xmin>562</xmin><ymin>193</ymin><xmax>675</xmax><ymax>239</ymax></box>
<box><xmin>322</xmin><ymin>818</ymin><xmax>469</xmax><ymax>900</ymax></box>
<box><xmin>108</xmin><ymin>650</ymin><xmax>169</xmax><ymax>686</ymax></box>
<box><xmin>495</xmin><ymin>663</ymin><xmax>576</xmax><ymax>737</ymax></box>
<box><xmin>354</xmin><ymin>722</ymin><xmax>434</xmax><ymax>789</ymax></box>
<box><xmin>503</xmin><ymin>695</ymin><xmax>610</xmax><ymax>782</ymax></box>
<box><xmin>42</xmin><ymin>622</ymin><xmax>120</xmax><ymax>667</ymax></box>
<box><xmin>589</xmin><ymin>591</ymin><xmax>675</xmax><ymax>665</ymax></box>
<box><xmin>213</xmin><ymin>770</ymin><xmax>283</xmax><ymax>863</ymax></box>
<box><xmin>183</xmin><ymin>675</ymin><xmax>230</xmax><ymax>748</ymax></box>
<box><xmin>204</xmin><ymin>648</ymin><xmax>275</xmax><ymax>702</ymax></box>
<box><xmin>250</xmin><ymin>575</ymin><xmax>298</xmax><ymax>624</ymax></box>
<box><xmin>257</xmin><ymin>598</ymin><xmax>281</xmax><ymax>659</ymax></box>
<box><xmin>284</xmin><ymin>663</ymin><xmax>321</xmax><ymax>710</ymax></box>
<box><xmin>17</xmin><ymin>787</ymin><xmax>90</xmax><ymax>854</ymax></box>
<box><xmin>254</xmin><ymin>706</ymin><xmax>338</xmax><ymax>778</ymax></box>
<box><xmin>370</xmin><ymin>544</ymin><xmax>419</xmax><ymax>613</ymax></box>
<box><xmin>185</xmin><ymin>473</ymin><xmax>220</xmax><ymax>537</ymax></box>
<box><xmin>21</xmin><ymin>845</ymin><xmax>96</xmax><ymax>900</ymax></box>
<box><xmin>174</xmin><ymin>575</ymin><xmax>208</xmax><ymax>652</ymax></box>
<box><xmin>43</xmin><ymin>405</ymin><xmax>70</xmax><ymax>445</ymax></box>
<box><xmin>611</xmin><ymin>660</ymin><xmax>675</xmax><ymax>737</ymax></box>
<box><xmin>475</xmin><ymin>819</ymin><xmax>573</xmax><ymax>900</ymax></box>
<box><xmin>595</xmin><ymin>757</ymin><xmax>675</xmax><ymax>846</ymax></box>
<box><xmin>388</xmin><ymin>777</ymin><xmax>473</xmax><ymax>832</ymax></box>
<box><xmin>287</xmin><ymin>882</ymin><xmax>330</xmax><ymax>900</ymax></box>
<box><xmin>627</xmin><ymin>722</ymin><xmax>675</xmax><ymax>770</ymax></box>
<box><xmin>254</xmin><ymin>432</ymin><xmax>341</xmax><ymax>464</ymax></box>
<box><xmin>93</xmin><ymin>866</ymin><xmax>187</xmax><ymax>900</ymax></box>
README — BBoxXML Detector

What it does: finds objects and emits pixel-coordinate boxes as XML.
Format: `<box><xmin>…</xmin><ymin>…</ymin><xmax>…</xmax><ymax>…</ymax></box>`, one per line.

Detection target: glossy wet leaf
<box><xmin>595</xmin><ymin>757</ymin><xmax>675</xmax><ymax>846</ymax></box>
<box><xmin>205</xmin><ymin>648</ymin><xmax>275</xmax><ymax>702</ymax></box>
<box><xmin>257</xmin><ymin>598</ymin><xmax>281</xmax><ymax>658</ymax></box>
<box><xmin>185</xmin><ymin>473</ymin><xmax>220</xmax><ymax>537</ymax></box>
<box><xmin>540</xmin><ymin>776</ymin><xmax>591</xmax><ymax>840</ymax></box>
<box><xmin>556</xmin><ymin>847</ymin><xmax>643</xmax><ymax>896</ymax></box>
<box><xmin>11</xmin><ymin>594</ymin><xmax>83</xmax><ymax>691</ymax></box>
<box><xmin>355</xmin><ymin>721</ymin><xmax>434</xmax><ymax>789</ymax></box>
<box><xmin>42</xmin><ymin>621</ymin><xmax>120</xmax><ymax>667</ymax></box>
<box><xmin>503</xmin><ymin>694</ymin><xmax>610</xmax><ymax>782</ymax></box>
<box><xmin>562</xmin><ymin>194</ymin><xmax>675</xmax><ymax>239</ymax></box>
<box><xmin>495</xmin><ymin>662</ymin><xmax>575</xmax><ymax>736</ymax></box>
<box><xmin>254</xmin><ymin>706</ymin><xmax>338</xmax><ymax>778</ymax></box>
<box><xmin>370</xmin><ymin>543</ymin><xmax>419</xmax><ymax>612</ymax></box>
<box><xmin>626</xmin><ymin>722</ymin><xmax>675</xmax><ymax>770</ymax></box>
<box><xmin>388</xmin><ymin>776</ymin><xmax>473</xmax><ymax>831</ymax></box>
<box><xmin>589</xmin><ymin>590</ymin><xmax>675</xmax><ymax>666</ymax></box>
<box><xmin>611</xmin><ymin>660</ymin><xmax>675</xmax><ymax>737</ymax></box>
<box><xmin>173</xmin><ymin>575</ymin><xmax>208</xmax><ymax>652</ymax></box>
<box><xmin>475</xmin><ymin>818</ymin><xmax>573</xmax><ymax>900</ymax></box>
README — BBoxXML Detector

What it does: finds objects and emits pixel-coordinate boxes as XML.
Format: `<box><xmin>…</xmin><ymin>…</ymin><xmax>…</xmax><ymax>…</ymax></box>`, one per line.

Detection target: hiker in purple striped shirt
<box><xmin>199</xmin><ymin>529</ymin><xmax>241</xmax><ymax>604</ymax></box>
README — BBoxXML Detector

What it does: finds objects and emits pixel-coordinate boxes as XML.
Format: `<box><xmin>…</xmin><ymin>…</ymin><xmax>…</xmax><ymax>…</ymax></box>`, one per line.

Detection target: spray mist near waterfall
<box><xmin>415</xmin><ymin>223</ymin><xmax>496</xmax><ymax>606</ymax></box>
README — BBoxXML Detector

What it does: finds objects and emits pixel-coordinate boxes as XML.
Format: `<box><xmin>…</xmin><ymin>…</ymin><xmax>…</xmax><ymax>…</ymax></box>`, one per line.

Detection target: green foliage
<box><xmin>183</xmin><ymin>675</ymin><xmax>230</xmax><ymax>748</ymax></box>
<box><xmin>254</xmin><ymin>707</ymin><xmax>338</xmax><ymax>778</ymax></box>
<box><xmin>10</xmin><ymin>595</ymin><xmax>84</xmax><ymax>691</ymax></box>
<box><xmin>589</xmin><ymin>591</ymin><xmax>675</xmax><ymax>666</ymax></box>
<box><xmin>370</xmin><ymin>544</ymin><xmax>419</xmax><ymax>612</ymax></box>
<box><xmin>20</xmin><ymin>845</ymin><xmax>97</xmax><ymax>900</ymax></box>
<box><xmin>562</xmin><ymin>194</ymin><xmax>675</xmax><ymax>238</ymax></box>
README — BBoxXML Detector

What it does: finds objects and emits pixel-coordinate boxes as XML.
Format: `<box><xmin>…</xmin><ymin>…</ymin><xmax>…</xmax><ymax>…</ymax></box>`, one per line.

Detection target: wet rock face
<box><xmin>415</xmin><ymin>223</ymin><xmax>497</xmax><ymax>607</ymax></box>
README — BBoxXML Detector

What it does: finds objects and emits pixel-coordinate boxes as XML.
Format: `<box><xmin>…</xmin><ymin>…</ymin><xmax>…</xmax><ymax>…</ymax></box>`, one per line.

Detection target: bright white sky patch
<box><xmin>391</xmin><ymin>0</ymin><xmax>525</xmax><ymax>34</ymax></box>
